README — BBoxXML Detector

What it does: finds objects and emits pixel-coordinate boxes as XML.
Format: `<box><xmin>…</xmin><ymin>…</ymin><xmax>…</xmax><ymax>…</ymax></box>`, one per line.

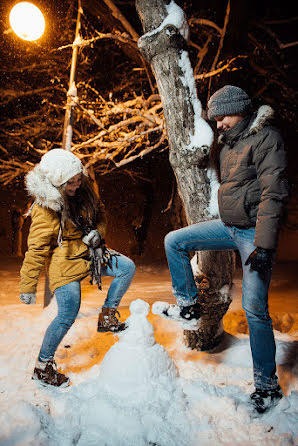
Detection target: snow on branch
<box><xmin>57</xmin><ymin>31</ymin><xmax>138</xmax><ymax>52</ymax></box>
<box><xmin>0</xmin><ymin>93</ymin><xmax>166</xmax><ymax>183</ymax></box>
<box><xmin>71</xmin><ymin>94</ymin><xmax>165</xmax><ymax>173</ymax></box>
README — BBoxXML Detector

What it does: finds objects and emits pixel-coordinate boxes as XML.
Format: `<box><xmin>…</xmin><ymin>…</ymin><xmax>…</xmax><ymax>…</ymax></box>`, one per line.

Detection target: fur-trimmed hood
<box><xmin>25</xmin><ymin>167</ymin><xmax>88</xmax><ymax>212</ymax></box>
<box><xmin>25</xmin><ymin>149</ymin><xmax>86</xmax><ymax>212</ymax></box>
<box><xmin>26</xmin><ymin>166</ymin><xmax>65</xmax><ymax>212</ymax></box>
<box><xmin>218</xmin><ymin>105</ymin><xmax>274</xmax><ymax>144</ymax></box>
<box><xmin>247</xmin><ymin>105</ymin><xmax>274</xmax><ymax>135</ymax></box>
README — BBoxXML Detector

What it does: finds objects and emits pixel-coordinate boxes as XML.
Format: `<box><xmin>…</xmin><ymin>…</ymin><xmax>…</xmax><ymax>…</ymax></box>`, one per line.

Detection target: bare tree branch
<box><xmin>189</xmin><ymin>18</ymin><xmax>222</xmax><ymax>35</ymax></box>
<box><xmin>195</xmin><ymin>56</ymin><xmax>247</xmax><ymax>80</ymax></box>
<box><xmin>252</xmin><ymin>20</ymin><xmax>298</xmax><ymax>50</ymax></box>
<box><xmin>207</xmin><ymin>0</ymin><xmax>230</xmax><ymax>96</ymax></box>
<box><xmin>103</xmin><ymin>0</ymin><xmax>140</xmax><ymax>41</ymax></box>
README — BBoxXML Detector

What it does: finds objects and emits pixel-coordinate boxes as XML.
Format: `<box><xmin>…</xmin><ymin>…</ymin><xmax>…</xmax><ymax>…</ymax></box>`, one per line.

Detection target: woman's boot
<box><xmin>32</xmin><ymin>359</ymin><xmax>70</xmax><ymax>387</ymax></box>
<box><xmin>97</xmin><ymin>307</ymin><xmax>126</xmax><ymax>333</ymax></box>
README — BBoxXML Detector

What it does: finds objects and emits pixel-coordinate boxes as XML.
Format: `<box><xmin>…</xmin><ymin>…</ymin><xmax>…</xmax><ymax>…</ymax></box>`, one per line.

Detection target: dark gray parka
<box><xmin>218</xmin><ymin>105</ymin><xmax>289</xmax><ymax>250</ymax></box>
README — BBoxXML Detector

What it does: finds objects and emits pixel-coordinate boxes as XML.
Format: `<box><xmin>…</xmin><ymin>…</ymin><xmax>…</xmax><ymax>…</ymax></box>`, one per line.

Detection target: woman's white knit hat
<box><xmin>38</xmin><ymin>149</ymin><xmax>83</xmax><ymax>186</ymax></box>
<box><xmin>25</xmin><ymin>149</ymin><xmax>85</xmax><ymax>212</ymax></box>
<box><xmin>207</xmin><ymin>85</ymin><xmax>252</xmax><ymax>120</ymax></box>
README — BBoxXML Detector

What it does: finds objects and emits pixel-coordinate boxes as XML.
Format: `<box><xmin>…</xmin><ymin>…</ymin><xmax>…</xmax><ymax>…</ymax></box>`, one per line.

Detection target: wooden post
<box><xmin>44</xmin><ymin>0</ymin><xmax>82</xmax><ymax>307</ymax></box>
<box><xmin>62</xmin><ymin>0</ymin><xmax>82</xmax><ymax>152</ymax></box>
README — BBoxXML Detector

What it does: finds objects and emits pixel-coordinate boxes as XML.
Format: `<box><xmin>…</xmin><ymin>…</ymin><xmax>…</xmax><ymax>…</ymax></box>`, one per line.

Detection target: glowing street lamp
<box><xmin>9</xmin><ymin>2</ymin><xmax>45</xmax><ymax>41</ymax></box>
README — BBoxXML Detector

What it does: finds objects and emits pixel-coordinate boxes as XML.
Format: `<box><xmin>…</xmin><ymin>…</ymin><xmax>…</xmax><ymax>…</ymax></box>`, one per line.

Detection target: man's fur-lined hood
<box><xmin>247</xmin><ymin>105</ymin><xmax>274</xmax><ymax>135</ymax></box>
<box><xmin>218</xmin><ymin>105</ymin><xmax>274</xmax><ymax>144</ymax></box>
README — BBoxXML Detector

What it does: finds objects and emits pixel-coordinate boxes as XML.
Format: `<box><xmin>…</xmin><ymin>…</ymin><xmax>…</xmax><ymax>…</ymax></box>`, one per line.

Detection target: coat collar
<box><xmin>218</xmin><ymin>105</ymin><xmax>274</xmax><ymax>146</ymax></box>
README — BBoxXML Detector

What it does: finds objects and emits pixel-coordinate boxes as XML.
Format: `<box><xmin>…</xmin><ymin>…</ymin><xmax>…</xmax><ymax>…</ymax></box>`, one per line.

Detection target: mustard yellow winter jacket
<box><xmin>20</xmin><ymin>203</ymin><xmax>107</xmax><ymax>294</ymax></box>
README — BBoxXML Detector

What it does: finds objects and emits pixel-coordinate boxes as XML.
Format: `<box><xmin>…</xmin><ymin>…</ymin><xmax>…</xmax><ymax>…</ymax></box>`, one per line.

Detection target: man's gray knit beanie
<box><xmin>207</xmin><ymin>85</ymin><xmax>252</xmax><ymax>120</ymax></box>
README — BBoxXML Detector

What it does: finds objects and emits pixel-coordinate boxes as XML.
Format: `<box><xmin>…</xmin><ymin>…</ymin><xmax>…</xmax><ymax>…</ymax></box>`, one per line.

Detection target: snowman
<box><xmin>74</xmin><ymin>299</ymin><xmax>193</xmax><ymax>446</ymax></box>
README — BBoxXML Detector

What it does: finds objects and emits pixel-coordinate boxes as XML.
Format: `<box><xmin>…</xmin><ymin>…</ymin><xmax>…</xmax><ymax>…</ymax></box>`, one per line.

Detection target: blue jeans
<box><xmin>38</xmin><ymin>253</ymin><xmax>135</xmax><ymax>362</ymax></box>
<box><xmin>164</xmin><ymin>219</ymin><xmax>278</xmax><ymax>390</ymax></box>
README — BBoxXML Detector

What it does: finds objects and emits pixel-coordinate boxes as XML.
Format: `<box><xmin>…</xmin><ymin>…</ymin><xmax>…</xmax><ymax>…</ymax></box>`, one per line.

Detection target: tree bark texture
<box><xmin>136</xmin><ymin>0</ymin><xmax>235</xmax><ymax>351</ymax></box>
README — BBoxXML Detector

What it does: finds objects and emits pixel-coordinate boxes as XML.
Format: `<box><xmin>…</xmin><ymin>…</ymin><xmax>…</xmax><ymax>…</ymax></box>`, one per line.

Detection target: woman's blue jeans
<box><xmin>38</xmin><ymin>253</ymin><xmax>135</xmax><ymax>363</ymax></box>
<box><xmin>164</xmin><ymin>219</ymin><xmax>278</xmax><ymax>390</ymax></box>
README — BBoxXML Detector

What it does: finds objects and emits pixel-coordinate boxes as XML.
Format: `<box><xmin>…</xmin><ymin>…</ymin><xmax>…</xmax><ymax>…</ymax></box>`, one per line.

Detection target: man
<box><xmin>157</xmin><ymin>85</ymin><xmax>289</xmax><ymax>414</ymax></box>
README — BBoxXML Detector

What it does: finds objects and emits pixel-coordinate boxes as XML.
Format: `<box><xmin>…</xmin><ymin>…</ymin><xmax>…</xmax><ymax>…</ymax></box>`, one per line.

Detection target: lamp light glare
<box><xmin>9</xmin><ymin>2</ymin><xmax>45</xmax><ymax>41</ymax></box>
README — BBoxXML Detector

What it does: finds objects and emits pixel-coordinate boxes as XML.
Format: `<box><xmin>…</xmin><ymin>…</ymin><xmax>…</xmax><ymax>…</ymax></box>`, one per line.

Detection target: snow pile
<box><xmin>99</xmin><ymin>299</ymin><xmax>178</xmax><ymax>398</ymax></box>
<box><xmin>0</xmin><ymin>275</ymin><xmax>297</xmax><ymax>446</ymax></box>
<box><xmin>60</xmin><ymin>299</ymin><xmax>193</xmax><ymax>446</ymax></box>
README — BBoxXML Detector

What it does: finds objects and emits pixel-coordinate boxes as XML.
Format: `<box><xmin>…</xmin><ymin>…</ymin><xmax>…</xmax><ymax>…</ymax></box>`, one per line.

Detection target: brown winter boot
<box><xmin>97</xmin><ymin>307</ymin><xmax>126</xmax><ymax>333</ymax></box>
<box><xmin>32</xmin><ymin>359</ymin><xmax>70</xmax><ymax>387</ymax></box>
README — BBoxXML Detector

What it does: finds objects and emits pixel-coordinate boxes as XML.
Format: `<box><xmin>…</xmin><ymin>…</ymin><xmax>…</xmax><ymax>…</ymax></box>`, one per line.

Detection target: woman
<box><xmin>19</xmin><ymin>149</ymin><xmax>136</xmax><ymax>387</ymax></box>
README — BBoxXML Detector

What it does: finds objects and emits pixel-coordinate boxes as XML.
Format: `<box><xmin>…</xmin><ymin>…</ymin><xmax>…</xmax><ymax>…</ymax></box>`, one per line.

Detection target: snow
<box><xmin>165</xmin><ymin>0</ymin><xmax>189</xmax><ymax>40</ymax></box>
<box><xmin>166</xmin><ymin>1</ymin><xmax>214</xmax><ymax>150</ymax></box>
<box><xmin>0</xmin><ymin>259</ymin><xmax>297</xmax><ymax>446</ymax></box>
<box><xmin>178</xmin><ymin>50</ymin><xmax>214</xmax><ymax>150</ymax></box>
<box><xmin>142</xmin><ymin>0</ymin><xmax>189</xmax><ymax>41</ymax></box>
<box><xmin>73</xmin><ymin>34</ymin><xmax>83</xmax><ymax>47</ymax></box>
<box><xmin>67</xmin><ymin>81</ymin><xmax>77</xmax><ymax>99</ymax></box>
<box><xmin>207</xmin><ymin>168</ymin><xmax>220</xmax><ymax>217</ymax></box>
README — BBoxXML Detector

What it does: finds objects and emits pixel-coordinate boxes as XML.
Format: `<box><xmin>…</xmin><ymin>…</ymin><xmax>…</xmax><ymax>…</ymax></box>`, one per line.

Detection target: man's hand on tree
<box><xmin>245</xmin><ymin>247</ymin><xmax>275</xmax><ymax>274</ymax></box>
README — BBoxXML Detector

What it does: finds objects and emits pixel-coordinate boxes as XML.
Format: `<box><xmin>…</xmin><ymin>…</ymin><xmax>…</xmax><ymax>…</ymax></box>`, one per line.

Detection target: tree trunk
<box><xmin>136</xmin><ymin>0</ymin><xmax>235</xmax><ymax>350</ymax></box>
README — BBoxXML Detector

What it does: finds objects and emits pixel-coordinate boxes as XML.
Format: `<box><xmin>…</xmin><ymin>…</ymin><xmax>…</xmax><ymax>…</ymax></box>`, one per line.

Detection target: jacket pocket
<box><xmin>244</xmin><ymin>188</ymin><xmax>260</xmax><ymax>223</ymax></box>
<box><xmin>218</xmin><ymin>185</ymin><xmax>251</xmax><ymax>226</ymax></box>
<box><xmin>59</xmin><ymin>239</ymin><xmax>88</xmax><ymax>260</ymax></box>
<box><xmin>50</xmin><ymin>256</ymin><xmax>89</xmax><ymax>280</ymax></box>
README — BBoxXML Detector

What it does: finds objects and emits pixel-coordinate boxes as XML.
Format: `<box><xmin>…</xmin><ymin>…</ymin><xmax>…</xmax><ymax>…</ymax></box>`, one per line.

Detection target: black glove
<box><xmin>245</xmin><ymin>247</ymin><xmax>274</xmax><ymax>274</ymax></box>
<box><xmin>82</xmin><ymin>230</ymin><xmax>102</xmax><ymax>249</ymax></box>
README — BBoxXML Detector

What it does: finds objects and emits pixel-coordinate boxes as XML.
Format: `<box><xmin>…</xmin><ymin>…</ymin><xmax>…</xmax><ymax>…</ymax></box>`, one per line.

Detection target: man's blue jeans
<box><xmin>164</xmin><ymin>219</ymin><xmax>278</xmax><ymax>390</ymax></box>
<box><xmin>38</xmin><ymin>253</ymin><xmax>135</xmax><ymax>362</ymax></box>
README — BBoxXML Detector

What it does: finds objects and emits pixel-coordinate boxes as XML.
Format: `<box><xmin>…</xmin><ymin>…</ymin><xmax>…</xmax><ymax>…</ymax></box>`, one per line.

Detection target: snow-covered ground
<box><xmin>0</xmin><ymin>257</ymin><xmax>297</xmax><ymax>446</ymax></box>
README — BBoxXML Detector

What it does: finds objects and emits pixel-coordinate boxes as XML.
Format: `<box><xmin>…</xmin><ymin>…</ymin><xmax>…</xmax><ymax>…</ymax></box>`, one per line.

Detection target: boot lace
<box><xmin>109</xmin><ymin>308</ymin><xmax>121</xmax><ymax>324</ymax></box>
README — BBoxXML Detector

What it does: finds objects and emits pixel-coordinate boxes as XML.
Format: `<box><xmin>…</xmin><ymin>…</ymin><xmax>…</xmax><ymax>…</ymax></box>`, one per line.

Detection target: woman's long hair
<box><xmin>60</xmin><ymin>176</ymin><xmax>104</xmax><ymax>234</ymax></box>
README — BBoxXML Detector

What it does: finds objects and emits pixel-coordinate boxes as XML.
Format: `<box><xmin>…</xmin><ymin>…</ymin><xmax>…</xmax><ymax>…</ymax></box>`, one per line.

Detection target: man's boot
<box><xmin>97</xmin><ymin>307</ymin><xmax>126</xmax><ymax>333</ymax></box>
<box><xmin>250</xmin><ymin>385</ymin><xmax>283</xmax><ymax>414</ymax></box>
<box><xmin>32</xmin><ymin>359</ymin><xmax>70</xmax><ymax>387</ymax></box>
<box><xmin>152</xmin><ymin>301</ymin><xmax>202</xmax><ymax>329</ymax></box>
